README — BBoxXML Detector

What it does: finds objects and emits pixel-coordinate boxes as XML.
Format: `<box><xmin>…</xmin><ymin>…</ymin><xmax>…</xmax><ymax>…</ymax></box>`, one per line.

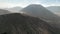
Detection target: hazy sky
<box><xmin>0</xmin><ymin>0</ymin><xmax>60</xmax><ymax>8</ymax></box>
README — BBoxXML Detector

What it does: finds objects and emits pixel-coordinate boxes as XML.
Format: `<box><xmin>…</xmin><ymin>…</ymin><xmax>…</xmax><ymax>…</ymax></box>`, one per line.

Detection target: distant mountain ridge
<box><xmin>6</xmin><ymin>7</ymin><xmax>22</xmax><ymax>13</ymax></box>
<box><xmin>47</xmin><ymin>6</ymin><xmax>60</xmax><ymax>12</ymax></box>
<box><xmin>47</xmin><ymin>6</ymin><xmax>60</xmax><ymax>16</ymax></box>
<box><xmin>0</xmin><ymin>9</ymin><xmax>10</xmax><ymax>15</ymax></box>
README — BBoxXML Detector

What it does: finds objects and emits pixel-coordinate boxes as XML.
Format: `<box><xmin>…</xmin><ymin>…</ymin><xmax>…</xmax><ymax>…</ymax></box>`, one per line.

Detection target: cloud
<box><xmin>0</xmin><ymin>2</ymin><xmax>30</xmax><ymax>8</ymax></box>
<box><xmin>44</xmin><ymin>3</ymin><xmax>60</xmax><ymax>7</ymax></box>
<box><xmin>0</xmin><ymin>2</ymin><xmax>14</xmax><ymax>8</ymax></box>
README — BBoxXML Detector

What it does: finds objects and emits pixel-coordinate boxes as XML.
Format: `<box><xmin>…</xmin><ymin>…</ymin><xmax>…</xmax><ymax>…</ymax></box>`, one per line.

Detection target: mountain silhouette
<box><xmin>0</xmin><ymin>13</ymin><xmax>57</xmax><ymax>34</ymax></box>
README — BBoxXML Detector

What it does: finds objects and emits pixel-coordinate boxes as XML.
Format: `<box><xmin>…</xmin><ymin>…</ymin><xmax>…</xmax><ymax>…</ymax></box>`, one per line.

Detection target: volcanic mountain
<box><xmin>21</xmin><ymin>4</ymin><xmax>60</xmax><ymax>27</ymax></box>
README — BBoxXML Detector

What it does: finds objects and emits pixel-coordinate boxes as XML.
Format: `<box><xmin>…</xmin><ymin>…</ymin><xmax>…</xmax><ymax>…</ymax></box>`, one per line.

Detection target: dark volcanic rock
<box><xmin>0</xmin><ymin>13</ymin><xmax>57</xmax><ymax>34</ymax></box>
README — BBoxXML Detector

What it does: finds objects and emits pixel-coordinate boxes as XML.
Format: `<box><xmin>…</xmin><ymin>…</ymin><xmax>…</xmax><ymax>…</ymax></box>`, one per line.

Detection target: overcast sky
<box><xmin>0</xmin><ymin>0</ymin><xmax>60</xmax><ymax>8</ymax></box>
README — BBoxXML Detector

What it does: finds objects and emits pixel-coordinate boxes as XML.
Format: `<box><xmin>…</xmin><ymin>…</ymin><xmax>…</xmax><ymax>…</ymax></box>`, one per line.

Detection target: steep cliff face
<box><xmin>0</xmin><ymin>13</ymin><xmax>57</xmax><ymax>34</ymax></box>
